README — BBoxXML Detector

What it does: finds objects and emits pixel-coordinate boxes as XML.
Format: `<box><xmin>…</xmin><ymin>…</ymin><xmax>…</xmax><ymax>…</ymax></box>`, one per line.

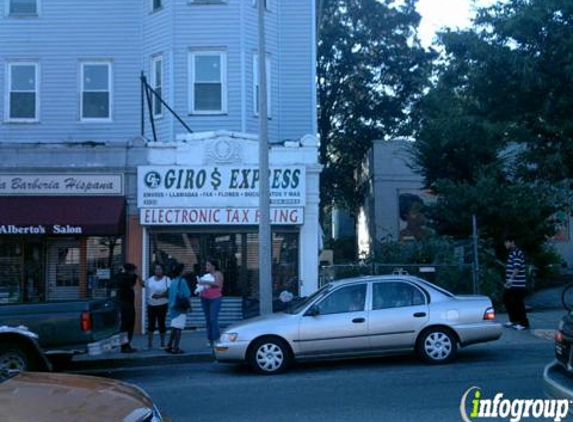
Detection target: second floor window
<box><xmin>9</xmin><ymin>0</ymin><xmax>38</xmax><ymax>15</ymax></box>
<box><xmin>151</xmin><ymin>56</ymin><xmax>163</xmax><ymax>118</ymax></box>
<box><xmin>8</xmin><ymin>62</ymin><xmax>38</xmax><ymax>122</ymax></box>
<box><xmin>189</xmin><ymin>51</ymin><xmax>227</xmax><ymax>114</ymax></box>
<box><xmin>81</xmin><ymin>62</ymin><xmax>111</xmax><ymax>121</ymax></box>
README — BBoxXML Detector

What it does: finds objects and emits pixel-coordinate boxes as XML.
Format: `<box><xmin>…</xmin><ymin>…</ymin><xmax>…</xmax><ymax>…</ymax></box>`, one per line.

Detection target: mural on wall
<box><xmin>397</xmin><ymin>189</ymin><xmax>436</xmax><ymax>242</ymax></box>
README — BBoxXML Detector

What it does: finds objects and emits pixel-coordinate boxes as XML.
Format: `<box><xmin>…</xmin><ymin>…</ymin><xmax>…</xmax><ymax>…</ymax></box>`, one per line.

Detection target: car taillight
<box><xmin>81</xmin><ymin>311</ymin><xmax>92</xmax><ymax>332</ymax></box>
<box><xmin>555</xmin><ymin>331</ymin><xmax>564</xmax><ymax>342</ymax></box>
<box><xmin>483</xmin><ymin>307</ymin><xmax>496</xmax><ymax>321</ymax></box>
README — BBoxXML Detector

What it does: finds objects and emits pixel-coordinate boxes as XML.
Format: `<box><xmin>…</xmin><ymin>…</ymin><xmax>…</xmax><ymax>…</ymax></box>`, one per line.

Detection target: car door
<box><xmin>297</xmin><ymin>283</ymin><xmax>369</xmax><ymax>357</ymax></box>
<box><xmin>368</xmin><ymin>281</ymin><xmax>429</xmax><ymax>351</ymax></box>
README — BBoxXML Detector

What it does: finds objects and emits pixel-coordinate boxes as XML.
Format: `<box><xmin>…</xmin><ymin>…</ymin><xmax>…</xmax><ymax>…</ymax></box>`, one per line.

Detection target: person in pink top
<box><xmin>198</xmin><ymin>258</ymin><xmax>224</xmax><ymax>349</ymax></box>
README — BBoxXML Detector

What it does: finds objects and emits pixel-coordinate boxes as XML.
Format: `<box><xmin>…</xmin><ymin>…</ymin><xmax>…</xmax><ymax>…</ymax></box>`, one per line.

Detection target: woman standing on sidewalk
<box><xmin>144</xmin><ymin>263</ymin><xmax>171</xmax><ymax>349</ymax></box>
<box><xmin>199</xmin><ymin>258</ymin><xmax>224</xmax><ymax>349</ymax></box>
<box><xmin>166</xmin><ymin>263</ymin><xmax>191</xmax><ymax>354</ymax></box>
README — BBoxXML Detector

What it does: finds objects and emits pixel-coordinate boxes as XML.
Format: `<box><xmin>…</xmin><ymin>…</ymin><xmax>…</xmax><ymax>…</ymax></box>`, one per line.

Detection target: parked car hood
<box><xmin>0</xmin><ymin>372</ymin><xmax>154</xmax><ymax>422</ymax></box>
<box><xmin>225</xmin><ymin>312</ymin><xmax>294</xmax><ymax>331</ymax></box>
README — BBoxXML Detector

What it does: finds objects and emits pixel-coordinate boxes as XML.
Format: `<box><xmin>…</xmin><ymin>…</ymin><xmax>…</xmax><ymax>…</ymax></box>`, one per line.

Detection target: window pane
<box><xmin>195</xmin><ymin>55</ymin><xmax>221</xmax><ymax>82</ymax></box>
<box><xmin>84</xmin><ymin>65</ymin><xmax>109</xmax><ymax>90</ymax></box>
<box><xmin>318</xmin><ymin>284</ymin><xmax>366</xmax><ymax>315</ymax></box>
<box><xmin>83</xmin><ymin>92</ymin><xmax>110</xmax><ymax>118</ymax></box>
<box><xmin>154</xmin><ymin>61</ymin><xmax>162</xmax><ymax>86</ymax></box>
<box><xmin>154</xmin><ymin>87</ymin><xmax>162</xmax><ymax>116</ymax></box>
<box><xmin>10</xmin><ymin>0</ymin><xmax>37</xmax><ymax>14</ymax></box>
<box><xmin>373</xmin><ymin>282</ymin><xmax>425</xmax><ymax>310</ymax></box>
<box><xmin>153</xmin><ymin>0</ymin><xmax>162</xmax><ymax>9</ymax></box>
<box><xmin>195</xmin><ymin>83</ymin><xmax>222</xmax><ymax>111</ymax></box>
<box><xmin>11</xmin><ymin>65</ymin><xmax>36</xmax><ymax>91</ymax></box>
<box><xmin>10</xmin><ymin>92</ymin><xmax>35</xmax><ymax>119</ymax></box>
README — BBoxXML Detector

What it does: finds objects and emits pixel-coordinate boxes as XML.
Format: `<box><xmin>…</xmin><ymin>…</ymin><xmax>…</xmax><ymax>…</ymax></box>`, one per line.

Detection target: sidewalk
<box><xmin>70</xmin><ymin>329</ymin><xmax>215</xmax><ymax>371</ymax></box>
<box><xmin>69</xmin><ymin>286</ymin><xmax>570</xmax><ymax>371</ymax></box>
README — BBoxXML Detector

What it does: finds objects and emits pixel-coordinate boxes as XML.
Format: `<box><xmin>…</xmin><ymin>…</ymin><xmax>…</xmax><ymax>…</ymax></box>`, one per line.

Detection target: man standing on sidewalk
<box><xmin>503</xmin><ymin>235</ymin><xmax>530</xmax><ymax>330</ymax></box>
<box><xmin>118</xmin><ymin>263</ymin><xmax>139</xmax><ymax>353</ymax></box>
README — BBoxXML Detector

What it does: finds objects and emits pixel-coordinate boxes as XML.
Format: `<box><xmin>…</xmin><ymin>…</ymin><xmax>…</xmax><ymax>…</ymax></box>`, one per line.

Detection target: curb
<box><xmin>67</xmin><ymin>352</ymin><xmax>215</xmax><ymax>372</ymax></box>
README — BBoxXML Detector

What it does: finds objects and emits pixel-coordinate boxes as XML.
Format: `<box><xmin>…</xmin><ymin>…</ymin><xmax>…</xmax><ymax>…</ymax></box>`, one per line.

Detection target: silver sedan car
<box><xmin>215</xmin><ymin>276</ymin><xmax>503</xmax><ymax>374</ymax></box>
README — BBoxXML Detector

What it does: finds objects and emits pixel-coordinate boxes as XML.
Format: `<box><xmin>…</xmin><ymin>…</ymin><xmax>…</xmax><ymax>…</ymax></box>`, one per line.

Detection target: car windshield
<box><xmin>285</xmin><ymin>283</ymin><xmax>333</xmax><ymax>314</ymax></box>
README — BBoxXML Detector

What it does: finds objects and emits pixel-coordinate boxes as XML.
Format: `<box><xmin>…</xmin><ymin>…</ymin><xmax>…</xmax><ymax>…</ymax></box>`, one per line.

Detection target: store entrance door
<box><xmin>47</xmin><ymin>240</ymin><xmax>81</xmax><ymax>301</ymax></box>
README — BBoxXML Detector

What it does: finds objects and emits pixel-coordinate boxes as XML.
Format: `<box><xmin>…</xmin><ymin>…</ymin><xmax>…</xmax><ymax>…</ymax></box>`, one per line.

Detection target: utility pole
<box><xmin>258</xmin><ymin>0</ymin><xmax>272</xmax><ymax>315</ymax></box>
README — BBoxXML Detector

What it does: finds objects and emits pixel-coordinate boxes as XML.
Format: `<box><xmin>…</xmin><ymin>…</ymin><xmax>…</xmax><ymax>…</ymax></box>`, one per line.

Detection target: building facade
<box><xmin>0</xmin><ymin>0</ymin><xmax>319</xmax><ymax>330</ymax></box>
<box><xmin>358</xmin><ymin>140</ymin><xmax>573</xmax><ymax>268</ymax></box>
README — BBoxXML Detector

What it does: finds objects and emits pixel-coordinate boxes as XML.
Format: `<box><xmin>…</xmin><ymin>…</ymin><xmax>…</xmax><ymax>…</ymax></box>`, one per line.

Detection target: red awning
<box><xmin>0</xmin><ymin>196</ymin><xmax>125</xmax><ymax>236</ymax></box>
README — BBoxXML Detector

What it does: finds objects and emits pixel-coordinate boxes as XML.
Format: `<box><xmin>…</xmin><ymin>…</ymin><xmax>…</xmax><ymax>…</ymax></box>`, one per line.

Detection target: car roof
<box><xmin>329</xmin><ymin>275</ymin><xmax>424</xmax><ymax>286</ymax></box>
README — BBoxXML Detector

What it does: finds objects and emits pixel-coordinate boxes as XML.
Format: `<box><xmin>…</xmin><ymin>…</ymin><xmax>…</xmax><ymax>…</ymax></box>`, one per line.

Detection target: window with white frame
<box><xmin>151</xmin><ymin>56</ymin><xmax>163</xmax><ymax>117</ymax></box>
<box><xmin>189</xmin><ymin>51</ymin><xmax>226</xmax><ymax>114</ymax></box>
<box><xmin>253</xmin><ymin>53</ymin><xmax>271</xmax><ymax>117</ymax></box>
<box><xmin>81</xmin><ymin>62</ymin><xmax>111</xmax><ymax>121</ymax></box>
<box><xmin>9</xmin><ymin>0</ymin><xmax>38</xmax><ymax>15</ymax></box>
<box><xmin>8</xmin><ymin>62</ymin><xmax>38</xmax><ymax>121</ymax></box>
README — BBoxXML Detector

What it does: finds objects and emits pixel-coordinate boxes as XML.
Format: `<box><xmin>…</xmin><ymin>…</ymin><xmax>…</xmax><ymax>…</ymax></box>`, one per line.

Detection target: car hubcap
<box><xmin>0</xmin><ymin>352</ymin><xmax>26</xmax><ymax>372</ymax></box>
<box><xmin>256</xmin><ymin>343</ymin><xmax>284</xmax><ymax>372</ymax></box>
<box><xmin>424</xmin><ymin>332</ymin><xmax>452</xmax><ymax>360</ymax></box>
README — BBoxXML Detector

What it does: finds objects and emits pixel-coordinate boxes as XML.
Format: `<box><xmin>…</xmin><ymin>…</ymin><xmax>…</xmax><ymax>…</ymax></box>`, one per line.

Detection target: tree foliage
<box><xmin>317</xmin><ymin>0</ymin><xmax>434</xmax><ymax>215</ymax></box>
<box><xmin>413</xmin><ymin>0</ymin><xmax>573</xmax><ymax>258</ymax></box>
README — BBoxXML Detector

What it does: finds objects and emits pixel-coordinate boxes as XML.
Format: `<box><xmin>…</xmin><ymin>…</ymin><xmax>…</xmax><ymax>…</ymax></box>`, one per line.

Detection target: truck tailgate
<box><xmin>89</xmin><ymin>300</ymin><xmax>120</xmax><ymax>341</ymax></box>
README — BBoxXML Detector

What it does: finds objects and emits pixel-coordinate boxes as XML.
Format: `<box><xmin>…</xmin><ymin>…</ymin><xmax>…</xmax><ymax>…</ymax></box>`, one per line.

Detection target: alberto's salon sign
<box><xmin>0</xmin><ymin>225</ymin><xmax>83</xmax><ymax>235</ymax></box>
<box><xmin>138</xmin><ymin>166</ymin><xmax>306</xmax><ymax>208</ymax></box>
<box><xmin>0</xmin><ymin>174</ymin><xmax>123</xmax><ymax>196</ymax></box>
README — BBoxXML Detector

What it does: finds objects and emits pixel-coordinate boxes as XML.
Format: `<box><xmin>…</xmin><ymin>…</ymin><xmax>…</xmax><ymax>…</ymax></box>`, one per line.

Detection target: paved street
<box><xmin>91</xmin><ymin>313</ymin><xmax>561</xmax><ymax>422</ymax></box>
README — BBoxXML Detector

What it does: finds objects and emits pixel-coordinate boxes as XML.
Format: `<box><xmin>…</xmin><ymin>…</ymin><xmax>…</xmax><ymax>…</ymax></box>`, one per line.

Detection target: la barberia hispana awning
<box><xmin>0</xmin><ymin>196</ymin><xmax>125</xmax><ymax>236</ymax></box>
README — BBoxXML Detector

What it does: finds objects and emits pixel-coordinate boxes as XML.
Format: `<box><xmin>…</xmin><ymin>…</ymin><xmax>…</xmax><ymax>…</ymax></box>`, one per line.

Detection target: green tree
<box><xmin>317</xmin><ymin>0</ymin><xmax>434</xmax><ymax>216</ymax></box>
<box><xmin>412</xmin><ymin>0</ymin><xmax>572</xmax><ymax>258</ymax></box>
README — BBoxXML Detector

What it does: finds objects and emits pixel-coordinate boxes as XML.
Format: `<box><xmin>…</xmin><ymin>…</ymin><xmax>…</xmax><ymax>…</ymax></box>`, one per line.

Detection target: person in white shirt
<box><xmin>143</xmin><ymin>263</ymin><xmax>171</xmax><ymax>349</ymax></box>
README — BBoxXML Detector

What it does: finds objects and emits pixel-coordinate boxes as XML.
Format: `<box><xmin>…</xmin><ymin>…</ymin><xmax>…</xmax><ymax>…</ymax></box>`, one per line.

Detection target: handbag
<box><xmin>174</xmin><ymin>278</ymin><xmax>191</xmax><ymax>312</ymax></box>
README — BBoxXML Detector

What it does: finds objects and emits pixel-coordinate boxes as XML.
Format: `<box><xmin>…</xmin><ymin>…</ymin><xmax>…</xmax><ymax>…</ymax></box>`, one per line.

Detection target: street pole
<box><xmin>258</xmin><ymin>0</ymin><xmax>272</xmax><ymax>315</ymax></box>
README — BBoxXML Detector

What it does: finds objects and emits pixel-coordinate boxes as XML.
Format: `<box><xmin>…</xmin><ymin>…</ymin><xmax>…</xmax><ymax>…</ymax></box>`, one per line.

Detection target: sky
<box><xmin>416</xmin><ymin>0</ymin><xmax>499</xmax><ymax>47</ymax></box>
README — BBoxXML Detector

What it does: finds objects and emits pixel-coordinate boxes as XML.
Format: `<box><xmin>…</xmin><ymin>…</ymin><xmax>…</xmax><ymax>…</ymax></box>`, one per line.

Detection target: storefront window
<box><xmin>0</xmin><ymin>236</ymin><xmax>124</xmax><ymax>304</ymax></box>
<box><xmin>0</xmin><ymin>240</ymin><xmax>24</xmax><ymax>304</ymax></box>
<box><xmin>86</xmin><ymin>237</ymin><xmax>124</xmax><ymax>298</ymax></box>
<box><xmin>149</xmin><ymin>229</ymin><xmax>299</xmax><ymax>299</ymax></box>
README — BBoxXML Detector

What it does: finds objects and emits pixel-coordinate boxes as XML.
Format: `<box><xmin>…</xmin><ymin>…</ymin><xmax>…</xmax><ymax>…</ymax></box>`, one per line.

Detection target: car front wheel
<box><xmin>417</xmin><ymin>328</ymin><xmax>457</xmax><ymax>364</ymax></box>
<box><xmin>248</xmin><ymin>337</ymin><xmax>292</xmax><ymax>375</ymax></box>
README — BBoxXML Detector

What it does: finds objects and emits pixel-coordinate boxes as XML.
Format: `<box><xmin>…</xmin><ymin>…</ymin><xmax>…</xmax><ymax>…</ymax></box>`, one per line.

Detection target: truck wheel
<box><xmin>0</xmin><ymin>344</ymin><xmax>30</xmax><ymax>373</ymax></box>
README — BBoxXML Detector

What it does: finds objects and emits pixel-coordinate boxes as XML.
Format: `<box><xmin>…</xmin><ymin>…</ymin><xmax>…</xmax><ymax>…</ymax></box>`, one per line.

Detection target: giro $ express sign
<box><xmin>138</xmin><ymin>166</ymin><xmax>306</xmax><ymax>208</ymax></box>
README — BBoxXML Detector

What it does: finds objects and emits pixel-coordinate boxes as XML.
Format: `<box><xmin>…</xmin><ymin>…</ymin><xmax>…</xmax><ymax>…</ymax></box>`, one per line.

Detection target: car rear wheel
<box><xmin>0</xmin><ymin>344</ymin><xmax>29</xmax><ymax>373</ymax></box>
<box><xmin>248</xmin><ymin>337</ymin><xmax>292</xmax><ymax>375</ymax></box>
<box><xmin>417</xmin><ymin>328</ymin><xmax>457</xmax><ymax>364</ymax></box>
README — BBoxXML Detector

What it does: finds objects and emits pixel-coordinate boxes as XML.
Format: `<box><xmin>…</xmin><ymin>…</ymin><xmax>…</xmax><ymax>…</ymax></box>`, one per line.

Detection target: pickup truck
<box><xmin>0</xmin><ymin>300</ymin><xmax>122</xmax><ymax>362</ymax></box>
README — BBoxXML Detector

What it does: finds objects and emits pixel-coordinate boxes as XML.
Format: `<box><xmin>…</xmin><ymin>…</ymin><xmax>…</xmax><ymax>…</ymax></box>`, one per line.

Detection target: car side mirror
<box><xmin>306</xmin><ymin>304</ymin><xmax>320</xmax><ymax>317</ymax></box>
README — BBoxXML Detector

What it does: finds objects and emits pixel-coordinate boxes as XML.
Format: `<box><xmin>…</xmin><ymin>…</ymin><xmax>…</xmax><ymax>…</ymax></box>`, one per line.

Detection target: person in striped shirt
<box><xmin>502</xmin><ymin>235</ymin><xmax>530</xmax><ymax>330</ymax></box>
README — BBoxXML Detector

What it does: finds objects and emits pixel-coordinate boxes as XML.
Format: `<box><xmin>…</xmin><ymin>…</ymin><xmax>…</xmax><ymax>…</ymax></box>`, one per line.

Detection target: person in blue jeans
<box><xmin>198</xmin><ymin>258</ymin><xmax>224</xmax><ymax>349</ymax></box>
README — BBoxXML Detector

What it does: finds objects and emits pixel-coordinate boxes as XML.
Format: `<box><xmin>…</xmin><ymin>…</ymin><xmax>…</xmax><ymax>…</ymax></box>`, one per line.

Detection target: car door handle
<box><xmin>413</xmin><ymin>312</ymin><xmax>427</xmax><ymax>318</ymax></box>
<box><xmin>352</xmin><ymin>317</ymin><xmax>366</xmax><ymax>323</ymax></box>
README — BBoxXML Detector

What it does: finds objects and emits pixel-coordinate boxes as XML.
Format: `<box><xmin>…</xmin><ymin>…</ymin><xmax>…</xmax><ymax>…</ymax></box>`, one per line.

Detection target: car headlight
<box><xmin>221</xmin><ymin>332</ymin><xmax>239</xmax><ymax>342</ymax></box>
